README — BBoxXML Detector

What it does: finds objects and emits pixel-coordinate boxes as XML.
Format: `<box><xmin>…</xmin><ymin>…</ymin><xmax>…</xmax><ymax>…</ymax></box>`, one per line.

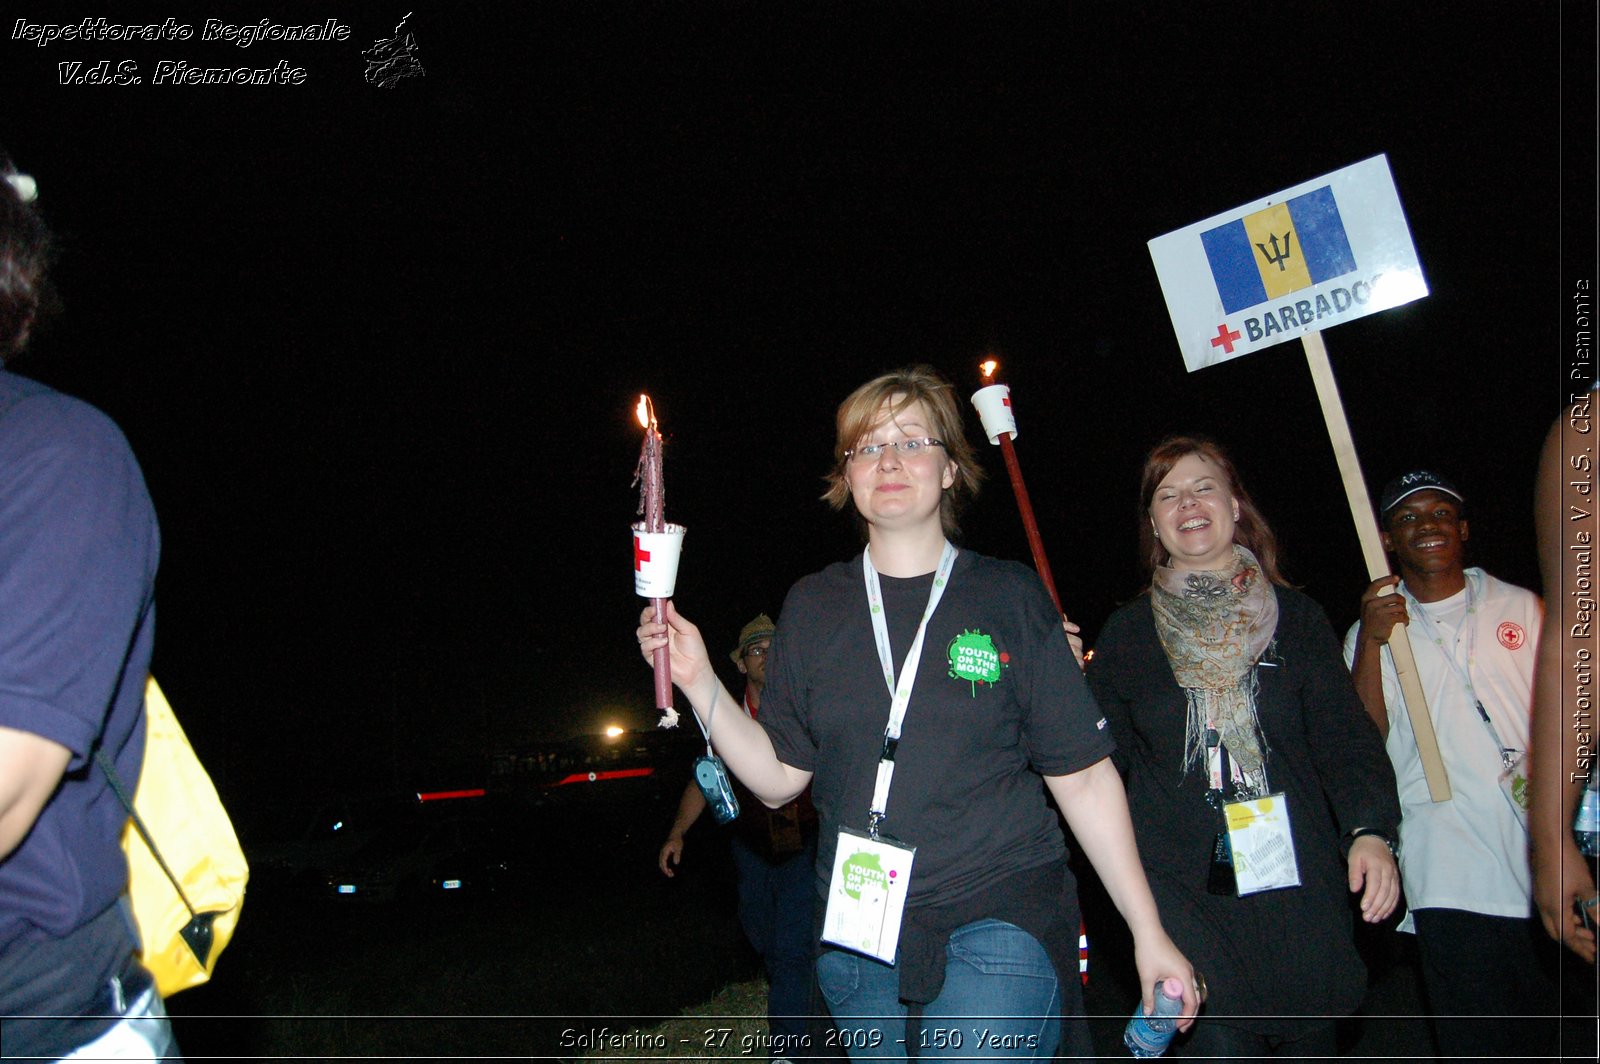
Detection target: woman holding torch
<box><xmin>1086</xmin><ymin>435</ymin><xmax>1401</xmax><ymax>1057</ymax></box>
<box><xmin>637</xmin><ymin>366</ymin><xmax>1196</xmax><ymax>1058</ymax></box>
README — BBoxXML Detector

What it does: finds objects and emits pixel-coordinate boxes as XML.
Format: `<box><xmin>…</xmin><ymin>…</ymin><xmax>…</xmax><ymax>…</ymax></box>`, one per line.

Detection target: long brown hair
<box><xmin>821</xmin><ymin>365</ymin><xmax>984</xmax><ymax>538</ymax></box>
<box><xmin>1136</xmin><ymin>434</ymin><xmax>1289</xmax><ymax>586</ymax></box>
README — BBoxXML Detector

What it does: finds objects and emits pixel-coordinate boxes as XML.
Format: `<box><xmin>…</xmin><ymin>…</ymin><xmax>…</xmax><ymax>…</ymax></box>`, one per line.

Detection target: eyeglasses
<box><xmin>843</xmin><ymin>438</ymin><xmax>946</xmax><ymax>464</ymax></box>
<box><xmin>743</xmin><ymin>645</ymin><xmax>770</xmax><ymax>658</ymax></box>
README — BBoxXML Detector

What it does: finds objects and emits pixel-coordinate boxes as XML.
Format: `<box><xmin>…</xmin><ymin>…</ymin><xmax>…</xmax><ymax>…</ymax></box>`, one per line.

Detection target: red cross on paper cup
<box><xmin>970</xmin><ymin>384</ymin><xmax>1018</xmax><ymax>444</ymax></box>
<box><xmin>632</xmin><ymin>522</ymin><xmax>687</xmax><ymax>597</ymax></box>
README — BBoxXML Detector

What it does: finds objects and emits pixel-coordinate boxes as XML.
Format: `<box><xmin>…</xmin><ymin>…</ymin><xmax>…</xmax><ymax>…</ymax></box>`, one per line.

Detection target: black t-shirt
<box><xmin>760</xmin><ymin>549</ymin><xmax>1115</xmax><ymax>907</ymax></box>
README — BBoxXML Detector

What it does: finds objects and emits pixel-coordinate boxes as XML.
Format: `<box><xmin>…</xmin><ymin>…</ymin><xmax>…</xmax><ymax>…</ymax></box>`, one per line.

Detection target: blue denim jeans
<box><xmin>731</xmin><ymin>836</ymin><xmax>817</xmax><ymax>1056</ymax></box>
<box><xmin>817</xmin><ymin>919</ymin><xmax>1060</xmax><ymax>1059</ymax></box>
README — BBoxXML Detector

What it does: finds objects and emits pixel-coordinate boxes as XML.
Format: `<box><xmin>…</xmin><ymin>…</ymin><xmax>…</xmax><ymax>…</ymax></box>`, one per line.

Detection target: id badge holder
<box><xmin>1223</xmin><ymin>792</ymin><xmax>1301</xmax><ymax>896</ymax></box>
<box><xmin>821</xmin><ymin>826</ymin><xmax>915</xmax><ymax>963</ymax></box>
<box><xmin>1497</xmin><ymin>751</ymin><xmax>1531</xmax><ymax>832</ymax></box>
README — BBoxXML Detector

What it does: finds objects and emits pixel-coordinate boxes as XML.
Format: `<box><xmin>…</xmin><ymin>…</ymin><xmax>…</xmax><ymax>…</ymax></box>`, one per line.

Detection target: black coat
<box><xmin>1088</xmin><ymin>586</ymin><xmax>1400</xmax><ymax>1036</ymax></box>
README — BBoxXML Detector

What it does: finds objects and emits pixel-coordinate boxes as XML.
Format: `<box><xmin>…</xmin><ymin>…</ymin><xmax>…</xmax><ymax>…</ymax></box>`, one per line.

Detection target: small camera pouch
<box><xmin>694</xmin><ymin>755</ymin><xmax>740</xmax><ymax>825</ymax></box>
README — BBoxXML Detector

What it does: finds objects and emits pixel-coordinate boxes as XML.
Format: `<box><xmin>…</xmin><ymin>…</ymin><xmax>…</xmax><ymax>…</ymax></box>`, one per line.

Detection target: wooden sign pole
<box><xmin>1302</xmin><ymin>330</ymin><xmax>1451</xmax><ymax>801</ymax></box>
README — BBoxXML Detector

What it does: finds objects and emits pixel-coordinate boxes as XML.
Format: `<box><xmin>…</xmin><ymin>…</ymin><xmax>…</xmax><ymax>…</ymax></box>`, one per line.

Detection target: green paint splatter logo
<box><xmin>948</xmin><ymin>629</ymin><xmax>1005</xmax><ymax>696</ymax></box>
<box><xmin>841</xmin><ymin>851</ymin><xmax>888</xmax><ymax>899</ymax></box>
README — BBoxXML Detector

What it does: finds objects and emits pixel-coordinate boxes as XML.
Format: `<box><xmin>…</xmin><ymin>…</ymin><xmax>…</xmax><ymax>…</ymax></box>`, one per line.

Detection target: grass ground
<box><xmin>165</xmin><ymin>822</ymin><xmax>1597</xmax><ymax>1060</ymax></box>
<box><xmin>167</xmin><ymin>830</ymin><xmax>758</xmax><ymax>1059</ymax></box>
<box><xmin>578</xmin><ymin>979</ymin><xmax>770</xmax><ymax>1061</ymax></box>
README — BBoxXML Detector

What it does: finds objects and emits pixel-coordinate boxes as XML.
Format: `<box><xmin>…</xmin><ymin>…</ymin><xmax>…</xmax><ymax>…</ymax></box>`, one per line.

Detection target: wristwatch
<box><xmin>1345</xmin><ymin>826</ymin><xmax>1399</xmax><ymax>858</ymax></box>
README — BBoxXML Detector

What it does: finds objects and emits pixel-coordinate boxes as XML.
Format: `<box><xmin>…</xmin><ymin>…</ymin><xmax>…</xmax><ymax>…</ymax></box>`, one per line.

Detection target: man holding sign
<box><xmin>1343</xmin><ymin>471</ymin><xmax>1554</xmax><ymax>1057</ymax></box>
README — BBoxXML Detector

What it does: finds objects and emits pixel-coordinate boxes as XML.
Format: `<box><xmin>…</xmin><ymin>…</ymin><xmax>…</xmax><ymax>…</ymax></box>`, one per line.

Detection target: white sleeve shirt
<box><xmin>1342</xmin><ymin>568</ymin><xmax>1542</xmax><ymax>925</ymax></box>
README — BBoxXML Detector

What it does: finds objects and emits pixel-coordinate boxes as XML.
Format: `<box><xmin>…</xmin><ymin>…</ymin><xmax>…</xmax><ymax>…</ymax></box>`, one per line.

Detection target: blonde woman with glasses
<box><xmin>639</xmin><ymin>365</ymin><xmax>1196</xmax><ymax>1058</ymax></box>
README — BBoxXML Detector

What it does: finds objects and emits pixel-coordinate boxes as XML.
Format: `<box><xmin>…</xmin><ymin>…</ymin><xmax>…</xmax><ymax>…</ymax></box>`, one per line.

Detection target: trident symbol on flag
<box><xmin>1255</xmin><ymin>231</ymin><xmax>1296</xmax><ymax>272</ymax></box>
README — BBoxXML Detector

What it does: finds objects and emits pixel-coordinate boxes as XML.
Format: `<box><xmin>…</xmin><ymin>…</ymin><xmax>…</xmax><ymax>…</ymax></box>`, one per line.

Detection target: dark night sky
<box><xmin>3</xmin><ymin>2</ymin><xmax>1592</xmax><ymax>833</ymax></box>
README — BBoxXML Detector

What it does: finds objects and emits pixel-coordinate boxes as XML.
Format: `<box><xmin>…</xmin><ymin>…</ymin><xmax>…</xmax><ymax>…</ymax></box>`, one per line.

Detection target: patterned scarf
<box><xmin>1150</xmin><ymin>545</ymin><xmax>1279</xmax><ymax>793</ymax></box>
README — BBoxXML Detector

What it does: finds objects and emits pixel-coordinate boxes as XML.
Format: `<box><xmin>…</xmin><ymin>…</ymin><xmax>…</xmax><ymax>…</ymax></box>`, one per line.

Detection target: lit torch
<box><xmin>634</xmin><ymin>395</ymin><xmax>676</xmax><ymax>718</ymax></box>
<box><xmin>973</xmin><ymin>359</ymin><xmax>1063</xmax><ymax>614</ymax></box>
<box><xmin>976</xmin><ymin>361</ymin><xmax>1089</xmax><ymax>968</ymax></box>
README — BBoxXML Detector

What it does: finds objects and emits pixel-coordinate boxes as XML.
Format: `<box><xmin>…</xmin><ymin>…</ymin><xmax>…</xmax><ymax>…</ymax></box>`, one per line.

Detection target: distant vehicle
<box><xmin>490</xmin><ymin>729</ymin><xmax>691</xmax><ymax>808</ymax></box>
<box><xmin>323</xmin><ymin>809</ymin><xmax>508</xmax><ymax>903</ymax></box>
<box><xmin>489</xmin><ymin>730</ymin><xmax>696</xmax><ymax>863</ymax></box>
<box><xmin>249</xmin><ymin>788</ymin><xmax>508</xmax><ymax>903</ymax></box>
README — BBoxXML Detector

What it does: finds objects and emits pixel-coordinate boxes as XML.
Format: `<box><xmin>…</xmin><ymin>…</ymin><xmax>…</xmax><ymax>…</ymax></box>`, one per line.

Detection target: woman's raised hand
<box><xmin>637</xmin><ymin>600</ymin><xmax>712</xmax><ymax>695</ymax></box>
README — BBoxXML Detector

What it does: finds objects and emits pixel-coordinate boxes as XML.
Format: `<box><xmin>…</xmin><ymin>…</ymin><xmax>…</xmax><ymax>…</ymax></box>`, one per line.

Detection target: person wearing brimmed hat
<box><xmin>1344</xmin><ymin>469</ymin><xmax>1555</xmax><ymax>1057</ymax></box>
<box><xmin>730</xmin><ymin>614</ymin><xmax>777</xmax><ymax>667</ymax></box>
<box><xmin>658</xmin><ymin>613</ymin><xmax>817</xmax><ymax>1061</ymax></box>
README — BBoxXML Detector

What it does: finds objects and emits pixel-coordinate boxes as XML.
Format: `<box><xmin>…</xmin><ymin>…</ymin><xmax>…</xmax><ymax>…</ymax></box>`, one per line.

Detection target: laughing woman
<box><xmin>1086</xmin><ymin>435</ymin><xmax>1401</xmax><ymax>1058</ymax></box>
<box><xmin>638</xmin><ymin>366</ymin><xmax>1197</xmax><ymax>1058</ymax></box>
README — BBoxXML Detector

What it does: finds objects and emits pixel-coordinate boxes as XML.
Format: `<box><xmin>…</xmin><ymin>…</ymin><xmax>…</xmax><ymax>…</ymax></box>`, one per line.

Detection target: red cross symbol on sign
<box><xmin>1210</xmin><ymin>323</ymin><xmax>1242</xmax><ymax>354</ymax></box>
<box><xmin>633</xmin><ymin>535</ymin><xmax>651</xmax><ymax>571</ymax></box>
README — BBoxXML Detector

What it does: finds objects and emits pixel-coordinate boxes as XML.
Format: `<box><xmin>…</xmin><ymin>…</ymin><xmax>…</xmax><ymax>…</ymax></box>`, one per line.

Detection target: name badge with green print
<box><xmin>822</xmin><ymin>827</ymin><xmax>916</xmax><ymax>964</ymax></box>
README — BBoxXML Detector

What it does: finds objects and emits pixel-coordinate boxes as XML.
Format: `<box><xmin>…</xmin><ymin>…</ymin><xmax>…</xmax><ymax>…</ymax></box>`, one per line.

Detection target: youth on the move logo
<box><xmin>841</xmin><ymin>850</ymin><xmax>889</xmax><ymax>898</ymax></box>
<box><xmin>947</xmin><ymin>629</ymin><xmax>1003</xmax><ymax>696</ymax></box>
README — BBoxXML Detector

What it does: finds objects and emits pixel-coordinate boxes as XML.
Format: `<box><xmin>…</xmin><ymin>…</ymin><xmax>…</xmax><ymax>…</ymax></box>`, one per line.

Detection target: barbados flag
<box><xmin>1200</xmin><ymin>186</ymin><xmax>1357</xmax><ymax>314</ymax></box>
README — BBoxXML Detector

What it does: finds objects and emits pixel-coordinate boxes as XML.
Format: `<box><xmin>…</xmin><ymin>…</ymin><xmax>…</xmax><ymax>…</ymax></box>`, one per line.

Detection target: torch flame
<box><xmin>635</xmin><ymin>394</ymin><xmax>656</xmax><ymax>431</ymax></box>
<box><xmin>980</xmin><ymin>359</ymin><xmax>999</xmax><ymax>382</ymax></box>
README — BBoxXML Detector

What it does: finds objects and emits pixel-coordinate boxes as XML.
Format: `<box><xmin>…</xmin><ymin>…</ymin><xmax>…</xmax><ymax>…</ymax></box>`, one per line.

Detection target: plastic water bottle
<box><xmin>1123</xmin><ymin>977</ymin><xmax>1185</xmax><ymax>1057</ymax></box>
<box><xmin>1577</xmin><ymin>771</ymin><xmax>1600</xmax><ymax>857</ymax></box>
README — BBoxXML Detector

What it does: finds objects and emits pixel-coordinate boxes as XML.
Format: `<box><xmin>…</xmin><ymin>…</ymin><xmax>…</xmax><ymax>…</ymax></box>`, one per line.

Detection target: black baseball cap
<box><xmin>1379</xmin><ymin>470</ymin><xmax>1463</xmax><ymax>518</ymax></box>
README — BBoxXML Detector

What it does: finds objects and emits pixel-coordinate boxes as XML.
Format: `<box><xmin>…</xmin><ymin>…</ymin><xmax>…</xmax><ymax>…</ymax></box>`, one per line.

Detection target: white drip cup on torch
<box><xmin>970</xmin><ymin>384</ymin><xmax>1018</xmax><ymax>444</ymax></box>
<box><xmin>633</xmin><ymin>522</ymin><xmax>687</xmax><ymax>597</ymax></box>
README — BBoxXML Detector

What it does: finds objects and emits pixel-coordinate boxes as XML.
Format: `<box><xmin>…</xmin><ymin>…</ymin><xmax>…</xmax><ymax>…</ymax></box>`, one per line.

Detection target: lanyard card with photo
<box><xmin>821</xmin><ymin>826</ymin><xmax>915</xmax><ymax>964</ymax></box>
<box><xmin>1224</xmin><ymin>792</ymin><xmax>1301</xmax><ymax>896</ymax></box>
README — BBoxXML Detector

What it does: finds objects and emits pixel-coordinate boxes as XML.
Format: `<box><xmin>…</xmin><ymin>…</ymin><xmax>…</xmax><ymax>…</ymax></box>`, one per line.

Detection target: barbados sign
<box><xmin>1149</xmin><ymin>154</ymin><xmax>1427</xmax><ymax>371</ymax></box>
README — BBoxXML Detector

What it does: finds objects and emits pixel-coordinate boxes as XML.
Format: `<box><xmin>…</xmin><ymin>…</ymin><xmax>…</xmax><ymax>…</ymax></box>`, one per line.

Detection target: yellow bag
<box><xmin>96</xmin><ymin>676</ymin><xmax>249</xmax><ymax>997</ymax></box>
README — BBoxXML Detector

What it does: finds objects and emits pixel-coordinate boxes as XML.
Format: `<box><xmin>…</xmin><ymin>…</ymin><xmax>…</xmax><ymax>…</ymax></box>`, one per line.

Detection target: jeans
<box><xmin>0</xmin><ymin>900</ymin><xmax>180</xmax><ymax>1061</ymax></box>
<box><xmin>60</xmin><ymin>984</ymin><xmax>181</xmax><ymax>1062</ymax></box>
<box><xmin>731</xmin><ymin>836</ymin><xmax>817</xmax><ymax>1057</ymax></box>
<box><xmin>817</xmin><ymin>919</ymin><xmax>1060</xmax><ymax>1059</ymax></box>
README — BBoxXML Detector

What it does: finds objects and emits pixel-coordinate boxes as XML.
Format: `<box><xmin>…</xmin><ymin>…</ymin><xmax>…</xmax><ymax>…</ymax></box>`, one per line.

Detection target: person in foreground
<box><xmin>1530</xmin><ymin>398</ymin><xmax>1598</xmax><ymax>964</ymax></box>
<box><xmin>1346</xmin><ymin>469</ymin><xmax>1559</xmax><ymax>1057</ymax></box>
<box><xmin>1088</xmin><ymin>435</ymin><xmax>1400</xmax><ymax>1058</ymax></box>
<box><xmin>0</xmin><ymin>158</ymin><xmax>177</xmax><ymax>1058</ymax></box>
<box><xmin>638</xmin><ymin>366</ymin><xmax>1197</xmax><ymax>1059</ymax></box>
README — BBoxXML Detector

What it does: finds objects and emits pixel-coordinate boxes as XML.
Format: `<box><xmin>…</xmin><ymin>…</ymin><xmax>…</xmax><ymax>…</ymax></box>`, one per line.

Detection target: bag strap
<box><xmin>94</xmin><ymin>740</ymin><xmax>200</xmax><ymax>923</ymax></box>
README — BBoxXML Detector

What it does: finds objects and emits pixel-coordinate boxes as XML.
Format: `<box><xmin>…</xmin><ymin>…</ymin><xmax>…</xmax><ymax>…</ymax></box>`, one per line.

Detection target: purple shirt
<box><xmin>0</xmin><ymin>371</ymin><xmax>158</xmax><ymax>952</ymax></box>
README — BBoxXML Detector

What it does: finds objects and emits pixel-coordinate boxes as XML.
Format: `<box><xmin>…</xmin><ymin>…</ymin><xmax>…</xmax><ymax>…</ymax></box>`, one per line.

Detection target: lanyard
<box><xmin>1404</xmin><ymin>575</ymin><xmax>1520</xmax><ymax>769</ymax></box>
<box><xmin>862</xmin><ymin>541</ymin><xmax>957</xmax><ymax>836</ymax></box>
<box><xmin>701</xmin><ymin>689</ymin><xmax>759</xmax><ymax>757</ymax></box>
